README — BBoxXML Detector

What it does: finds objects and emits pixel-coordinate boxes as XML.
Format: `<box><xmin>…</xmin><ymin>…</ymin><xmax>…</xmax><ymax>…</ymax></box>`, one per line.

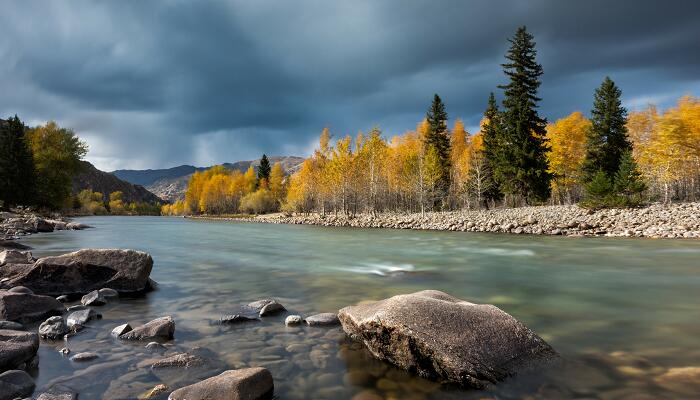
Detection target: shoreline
<box><xmin>187</xmin><ymin>202</ymin><xmax>700</xmax><ymax>239</ymax></box>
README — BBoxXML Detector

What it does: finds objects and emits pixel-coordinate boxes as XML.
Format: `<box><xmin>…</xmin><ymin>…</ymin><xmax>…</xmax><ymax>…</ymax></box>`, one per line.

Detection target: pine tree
<box><xmin>0</xmin><ymin>115</ymin><xmax>36</xmax><ymax>208</ymax></box>
<box><xmin>613</xmin><ymin>151</ymin><xmax>646</xmax><ymax>206</ymax></box>
<box><xmin>582</xmin><ymin>77</ymin><xmax>632</xmax><ymax>183</ymax></box>
<box><xmin>498</xmin><ymin>26</ymin><xmax>551</xmax><ymax>203</ymax></box>
<box><xmin>479</xmin><ymin>93</ymin><xmax>504</xmax><ymax>203</ymax></box>
<box><xmin>582</xmin><ymin>171</ymin><xmax>614</xmax><ymax>208</ymax></box>
<box><xmin>257</xmin><ymin>154</ymin><xmax>271</xmax><ymax>185</ymax></box>
<box><xmin>424</xmin><ymin>94</ymin><xmax>451</xmax><ymax>205</ymax></box>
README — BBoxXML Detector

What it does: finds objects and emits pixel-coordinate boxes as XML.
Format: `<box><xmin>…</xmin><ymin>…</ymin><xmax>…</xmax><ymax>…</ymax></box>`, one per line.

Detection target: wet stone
<box><xmin>71</xmin><ymin>352</ymin><xmax>99</xmax><ymax>362</ymax></box>
<box><xmin>306</xmin><ymin>313</ymin><xmax>340</xmax><ymax>326</ymax></box>
<box><xmin>81</xmin><ymin>290</ymin><xmax>107</xmax><ymax>306</ymax></box>
<box><xmin>285</xmin><ymin>315</ymin><xmax>303</xmax><ymax>326</ymax></box>
<box><xmin>111</xmin><ymin>323</ymin><xmax>132</xmax><ymax>337</ymax></box>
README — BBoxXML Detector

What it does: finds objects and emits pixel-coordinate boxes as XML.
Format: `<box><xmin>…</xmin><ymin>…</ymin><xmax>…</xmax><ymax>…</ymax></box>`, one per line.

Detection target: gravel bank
<box><xmin>194</xmin><ymin>203</ymin><xmax>700</xmax><ymax>239</ymax></box>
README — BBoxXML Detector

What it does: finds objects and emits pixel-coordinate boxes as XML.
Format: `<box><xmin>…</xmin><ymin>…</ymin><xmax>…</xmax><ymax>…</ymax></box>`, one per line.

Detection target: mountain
<box><xmin>72</xmin><ymin>161</ymin><xmax>165</xmax><ymax>204</ymax></box>
<box><xmin>115</xmin><ymin>156</ymin><xmax>305</xmax><ymax>202</ymax></box>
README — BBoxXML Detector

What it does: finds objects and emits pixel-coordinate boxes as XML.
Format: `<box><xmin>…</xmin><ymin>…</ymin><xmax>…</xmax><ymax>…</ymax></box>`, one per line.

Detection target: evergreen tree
<box><xmin>0</xmin><ymin>115</ymin><xmax>36</xmax><ymax>208</ymax></box>
<box><xmin>257</xmin><ymin>154</ymin><xmax>271</xmax><ymax>184</ymax></box>
<box><xmin>613</xmin><ymin>150</ymin><xmax>646</xmax><ymax>206</ymax></box>
<box><xmin>498</xmin><ymin>26</ymin><xmax>551</xmax><ymax>203</ymax></box>
<box><xmin>479</xmin><ymin>93</ymin><xmax>504</xmax><ymax>203</ymax></box>
<box><xmin>424</xmin><ymin>94</ymin><xmax>451</xmax><ymax>204</ymax></box>
<box><xmin>581</xmin><ymin>77</ymin><xmax>632</xmax><ymax>182</ymax></box>
<box><xmin>582</xmin><ymin>171</ymin><xmax>613</xmax><ymax>208</ymax></box>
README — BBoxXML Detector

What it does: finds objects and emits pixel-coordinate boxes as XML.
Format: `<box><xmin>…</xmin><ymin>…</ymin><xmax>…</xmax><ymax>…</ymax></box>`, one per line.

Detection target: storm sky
<box><xmin>1</xmin><ymin>1</ymin><xmax>699</xmax><ymax>171</ymax></box>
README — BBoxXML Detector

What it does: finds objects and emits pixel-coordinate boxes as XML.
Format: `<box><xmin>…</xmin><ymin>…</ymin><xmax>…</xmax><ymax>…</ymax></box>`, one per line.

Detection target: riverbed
<box><xmin>18</xmin><ymin>216</ymin><xmax>700</xmax><ymax>399</ymax></box>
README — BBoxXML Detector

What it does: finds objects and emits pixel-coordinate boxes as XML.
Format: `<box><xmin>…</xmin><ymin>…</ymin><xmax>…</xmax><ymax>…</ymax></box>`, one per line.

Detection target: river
<box><xmin>19</xmin><ymin>216</ymin><xmax>700</xmax><ymax>399</ymax></box>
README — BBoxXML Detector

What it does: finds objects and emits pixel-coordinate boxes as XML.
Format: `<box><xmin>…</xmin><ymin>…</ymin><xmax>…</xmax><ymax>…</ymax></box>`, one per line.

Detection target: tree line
<box><xmin>76</xmin><ymin>190</ymin><xmax>161</xmax><ymax>216</ymax></box>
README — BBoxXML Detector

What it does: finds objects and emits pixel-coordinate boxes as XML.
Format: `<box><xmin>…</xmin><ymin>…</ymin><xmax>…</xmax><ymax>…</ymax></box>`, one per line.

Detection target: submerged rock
<box><xmin>168</xmin><ymin>367</ymin><xmax>273</xmax><ymax>400</ymax></box>
<box><xmin>98</xmin><ymin>287</ymin><xmax>119</xmax><ymax>298</ymax></box>
<box><xmin>66</xmin><ymin>309</ymin><xmax>102</xmax><ymax>328</ymax></box>
<box><xmin>119</xmin><ymin>316</ymin><xmax>174</xmax><ymax>341</ymax></box>
<box><xmin>305</xmin><ymin>313</ymin><xmax>340</xmax><ymax>326</ymax></box>
<box><xmin>259</xmin><ymin>300</ymin><xmax>286</xmax><ymax>317</ymax></box>
<box><xmin>71</xmin><ymin>352</ymin><xmax>99</xmax><ymax>362</ymax></box>
<box><xmin>338</xmin><ymin>290</ymin><xmax>557</xmax><ymax>388</ymax></box>
<box><xmin>39</xmin><ymin>316</ymin><xmax>70</xmax><ymax>340</ymax></box>
<box><xmin>0</xmin><ymin>369</ymin><xmax>35</xmax><ymax>400</ymax></box>
<box><xmin>220</xmin><ymin>314</ymin><xmax>258</xmax><ymax>324</ymax></box>
<box><xmin>284</xmin><ymin>315</ymin><xmax>303</xmax><ymax>326</ymax></box>
<box><xmin>6</xmin><ymin>249</ymin><xmax>153</xmax><ymax>296</ymax></box>
<box><xmin>0</xmin><ymin>290</ymin><xmax>65</xmax><ymax>323</ymax></box>
<box><xmin>0</xmin><ymin>329</ymin><xmax>39</xmax><ymax>371</ymax></box>
<box><xmin>35</xmin><ymin>391</ymin><xmax>78</xmax><ymax>400</ymax></box>
<box><xmin>81</xmin><ymin>290</ymin><xmax>107</xmax><ymax>306</ymax></box>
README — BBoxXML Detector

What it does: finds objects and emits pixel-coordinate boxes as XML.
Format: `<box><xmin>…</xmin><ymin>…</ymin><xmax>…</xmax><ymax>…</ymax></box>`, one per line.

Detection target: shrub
<box><xmin>239</xmin><ymin>189</ymin><xmax>278</xmax><ymax>214</ymax></box>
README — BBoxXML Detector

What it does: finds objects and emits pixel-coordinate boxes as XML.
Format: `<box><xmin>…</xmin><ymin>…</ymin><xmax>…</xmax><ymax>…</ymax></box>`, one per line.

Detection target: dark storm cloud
<box><xmin>1</xmin><ymin>0</ymin><xmax>698</xmax><ymax>170</ymax></box>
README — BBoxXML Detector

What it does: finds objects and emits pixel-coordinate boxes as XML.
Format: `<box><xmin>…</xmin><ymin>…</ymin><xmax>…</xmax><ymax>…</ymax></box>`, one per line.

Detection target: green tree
<box><xmin>424</xmin><ymin>94</ymin><xmax>451</xmax><ymax>205</ymax></box>
<box><xmin>581</xmin><ymin>77</ymin><xmax>632</xmax><ymax>183</ymax></box>
<box><xmin>257</xmin><ymin>154</ymin><xmax>271</xmax><ymax>187</ymax></box>
<box><xmin>480</xmin><ymin>93</ymin><xmax>504</xmax><ymax>203</ymax></box>
<box><xmin>0</xmin><ymin>116</ymin><xmax>36</xmax><ymax>208</ymax></box>
<box><xmin>582</xmin><ymin>171</ymin><xmax>614</xmax><ymax>208</ymax></box>
<box><xmin>613</xmin><ymin>151</ymin><xmax>646</xmax><ymax>206</ymax></box>
<box><xmin>498</xmin><ymin>26</ymin><xmax>551</xmax><ymax>203</ymax></box>
<box><xmin>26</xmin><ymin>121</ymin><xmax>88</xmax><ymax>210</ymax></box>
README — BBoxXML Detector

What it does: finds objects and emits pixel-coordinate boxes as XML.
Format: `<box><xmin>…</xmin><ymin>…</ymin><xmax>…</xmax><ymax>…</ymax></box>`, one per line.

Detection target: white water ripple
<box><xmin>464</xmin><ymin>247</ymin><xmax>536</xmax><ymax>257</ymax></box>
<box><xmin>341</xmin><ymin>262</ymin><xmax>416</xmax><ymax>276</ymax></box>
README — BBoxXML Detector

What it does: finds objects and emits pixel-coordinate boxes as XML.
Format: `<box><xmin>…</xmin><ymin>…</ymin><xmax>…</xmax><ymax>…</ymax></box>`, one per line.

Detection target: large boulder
<box><xmin>7</xmin><ymin>249</ymin><xmax>153</xmax><ymax>296</ymax></box>
<box><xmin>338</xmin><ymin>290</ymin><xmax>557</xmax><ymax>388</ymax></box>
<box><xmin>168</xmin><ymin>368</ymin><xmax>273</xmax><ymax>400</ymax></box>
<box><xmin>0</xmin><ymin>290</ymin><xmax>65</xmax><ymax>323</ymax></box>
<box><xmin>0</xmin><ymin>330</ymin><xmax>39</xmax><ymax>371</ymax></box>
<box><xmin>0</xmin><ymin>370</ymin><xmax>35</xmax><ymax>400</ymax></box>
<box><xmin>119</xmin><ymin>316</ymin><xmax>174</xmax><ymax>341</ymax></box>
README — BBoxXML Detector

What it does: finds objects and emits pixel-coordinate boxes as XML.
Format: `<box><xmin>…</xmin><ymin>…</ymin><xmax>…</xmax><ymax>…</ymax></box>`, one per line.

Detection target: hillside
<box><xmin>117</xmin><ymin>156</ymin><xmax>304</xmax><ymax>202</ymax></box>
<box><xmin>72</xmin><ymin>161</ymin><xmax>165</xmax><ymax>204</ymax></box>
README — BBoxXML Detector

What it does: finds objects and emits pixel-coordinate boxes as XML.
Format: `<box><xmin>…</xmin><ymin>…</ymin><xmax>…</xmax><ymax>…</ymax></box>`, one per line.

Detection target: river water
<box><xmin>18</xmin><ymin>216</ymin><xmax>700</xmax><ymax>399</ymax></box>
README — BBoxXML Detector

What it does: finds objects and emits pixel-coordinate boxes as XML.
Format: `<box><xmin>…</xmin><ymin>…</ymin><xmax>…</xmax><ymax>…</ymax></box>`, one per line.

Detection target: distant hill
<box><xmin>115</xmin><ymin>156</ymin><xmax>305</xmax><ymax>202</ymax></box>
<box><xmin>72</xmin><ymin>161</ymin><xmax>165</xmax><ymax>204</ymax></box>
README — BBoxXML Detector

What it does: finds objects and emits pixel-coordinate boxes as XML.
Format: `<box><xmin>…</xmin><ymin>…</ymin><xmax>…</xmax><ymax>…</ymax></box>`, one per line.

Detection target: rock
<box><xmin>258</xmin><ymin>300</ymin><xmax>286</xmax><ymax>317</ymax></box>
<box><xmin>66</xmin><ymin>305</ymin><xmax>87</xmax><ymax>313</ymax></box>
<box><xmin>111</xmin><ymin>323</ymin><xmax>132</xmax><ymax>337</ymax></box>
<box><xmin>98</xmin><ymin>287</ymin><xmax>119</xmax><ymax>298</ymax></box>
<box><xmin>654</xmin><ymin>366</ymin><xmax>700</xmax><ymax>396</ymax></box>
<box><xmin>34</xmin><ymin>218</ymin><xmax>54</xmax><ymax>233</ymax></box>
<box><xmin>0</xmin><ymin>320</ymin><xmax>23</xmax><ymax>330</ymax></box>
<box><xmin>305</xmin><ymin>313</ymin><xmax>340</xmax><ymax>326</ymax></box>
<box><xmin>152</xmin><ymin>352</ymin><xmax>206</xmax><ymax>369</ymax></box>
<box><xmin>168</xmin><ymin>368</ymin><xmax>273</xmax><ymax>400</ymax></box>
<box><xmin>0</xmin><ymin>250</ymin><xmax>33</xmax><ymax>265</ymax></box>
<box><xmin>220</xmin><ymin>314</ymin><xmax>258</xmax><ymax>324</ymax></box>
<box><xmin>119</xmin><ymin>316</ymin><xmax>174</xmax><ymax>341</ymax></box>
<box><xmin>7</xmin><ymin>248</ymin><xmax>153</xmax><ymax>296</ymax></box>
<box><xmin>35</xmin><ymin>391</ymin><xmax>77</xmax><ymax>400</ymax></box>
<box><xmin>66</xmin><ymin>309</ymin><xmax>101</xmax><ymax>328</ymax></box>
<box><xmin>139</xmin><ymin>384</ymin><xmax>168</xmax><ymax>399</ymax></box>
<box><xmin>145</xmin><ymin>341</ymin><xmax>167</xmax><ymax>352</ymax></box>
<box><xmin>71</xmin><ymin>352</ymin><xmax>99</xmax><ymax>362</ymax></box>
<box><xmin>81</xmin><ymin>290</ymin><xmax>107</xmax><ymax>306</ymax></box>
<box><xmin>39</xmin><ymin>316</ymin><xmax>70</xmax><ymax>339</ymax></box>
<box><xmin>56</xmin><ymin>295</ymin><xmax>69</xmax><ymax>303</ymax></box>
<box><xmin>284</xmin><ymin>315</ymin><xmax>303</xmax><ymax>326</ymax></box>
<box><xmin>66</xmin><ymin>222</ymin><xmax>91</xmax><ymax>230</ymax></box>
<box><xmin>59</xmin><ymin>347</ymin><xmax>70</xmax><ymax>356</ymax></box>
<box><xmin>8</xmin><ymin>286</ymin><xmax>33</xmax><ymax>294</ymax></box>
<box><xmin>0</xmin><ymin>329</ymin><xmax>39</xmax><ymax>371</ymax></box>
<box><xmin>0</xmin><ymin>241</ymin><xmax>31</xmax><ymax>251</ymax></box>
<box><xmin>338</xmin><ymin>290</ymin><xmax>557</xmax><ymax>388</ymax></box>
<box><xmin>0</xmin><ymin>370</ymin><xmax>35</xmax><ymax>400</ymax></box>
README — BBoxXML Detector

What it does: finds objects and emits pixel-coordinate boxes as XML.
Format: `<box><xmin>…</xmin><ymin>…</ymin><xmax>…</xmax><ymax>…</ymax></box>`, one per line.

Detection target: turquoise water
<box><xmin>19</xmin><ymin>216</ymin><xmax>700</xmax><ymax>399</ymax></box>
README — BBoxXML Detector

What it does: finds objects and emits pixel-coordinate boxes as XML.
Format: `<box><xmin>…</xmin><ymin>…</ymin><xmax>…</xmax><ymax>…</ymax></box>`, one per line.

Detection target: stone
<box><xmin>220</xmin><ymin>314</ymin><xmax>258</xmax><ymax>324</ymax></box>
<box><xmin>151</xmin><ymin>352</ymin><xmax>206</xmax><ymax>369</ymax></box>
<box><xmin>305</xmin><ymin>313</ymin><xmax>340</xmax><ymax>326</ymax></box>
<box><xmin>66</xmin><ymin>222</ymin><xmax>91</xmax><ymax>230</ymax></box>
<box><xmin>0</xmin><ymin>329</ymin><xmax>39</xmax><ymax>371</ymax></box>
<box><xmin>0</xmin><ymin>250</ymin><xmax>33</xmax><ymax>265</ymax></box>
<box><xmin>71</xmin><ymin>352</ymin><xmax>99</xmax><ymax>362</ymax></box>
<box><xmin>66</xmin><ymin>309</ymin><xmax>102</xmax><ymax>328</ymax></box>
<box><xmin>98</xmin><ymin>287</ymin><xmax>119</xmax><ymax>298</ymax></box>
<box><xmin>338</xmin><ymin>290</ymin><xmax>557</xmax><ymax>388</ymax></box>
<box><xmin>259</xmin><ymin>300</ymin><xmax>286</xmax><ymax>317</ymax></box>
<box><xmin>0</xmin><ymin>370</ymin><xmax>35</xmax><ymax>400</ymax></box>
<box><xmin>168</xmin><ymin>368</ymin><xmax>273</xmax><ymax>400</ymax></box>
<box><xmin>145</xmin><ymin>341</ymin><xmax>167</xmax><ymax>352</ymax></box>
<box><xmin>81</xmin><ymin>290</ymin><xmax>107</xmax><ymax>306</ymax></box>
<box><xmin>35</xmin><ymin>391</ymin><xmax>78</xmax><ymax>400</ymax></box>
<box><xmin>66</xmin><ymin>305</ymin><xmax>87</xmax><ymax>312</ymax></box>
<box><xmin>0</xmin><ymin>290</ymin><xmax>64</xmax><ymax>323</ymax></box>
<box><xmin>284</xmin><ymin>315</ymin><xmax>303</xmax><ymax>326</ymax></box>
<box><xmin>6</xmin><ymin>249</ymin><xmax>153</xmax><ymax>296</ymax></box>
<box><xmin>8</xmin><ymin>285</ymin><xmax>33</xmax><ymax>294</ymax></box>
<box><xmin>139</xmin><ymin>384</ymin><xmax>168</xmax><ymax>399</ymax></box>
<box><xmin>654</xmin><ymin>366</ymin><xmax>700</xmax><ymax>396</ymax></box>
<box><xmin>111</xmin><ymin>323</ymin><xmax>132</xmax><ymax>337</ymax></box>
<box><xmin>0</xmin><ymin>320</ymin><xmax>23</xmax><ymax>330</ymax></box>
<box><xmin>119</xmin><ymin>316</ymin><xmax>174</xmax><ymax>341</ymax></box>
<box><xmin>56</xmin><ymin>295</ymin><xmax>70</xmax><ymax>303</ymax></box>
<box><xmin>38</xmin><ymin>316</ymin><xmax>70</xmax><ymax>340</ymax></box>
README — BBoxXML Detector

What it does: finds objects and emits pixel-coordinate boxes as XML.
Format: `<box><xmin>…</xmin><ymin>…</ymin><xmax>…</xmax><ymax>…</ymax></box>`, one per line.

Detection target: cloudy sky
<box><xmin>1</xmin><ymin>1</ymin><xmax>699</xmax><ymax>171</ymax></box>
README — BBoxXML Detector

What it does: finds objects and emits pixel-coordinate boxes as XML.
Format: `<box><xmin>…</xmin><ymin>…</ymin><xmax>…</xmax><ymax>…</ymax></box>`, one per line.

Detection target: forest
<box><xmin>163</xmin><ymin>27</ymin><xmax>699</xmax><ymax>217</ymax></box>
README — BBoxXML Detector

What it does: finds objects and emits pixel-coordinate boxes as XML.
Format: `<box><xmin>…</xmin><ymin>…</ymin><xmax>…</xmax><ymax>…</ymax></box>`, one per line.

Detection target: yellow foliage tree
<box><xmin>546</xmin><ymin>111</ymin><xmax>591</xmax><ymax>203</ymax></box>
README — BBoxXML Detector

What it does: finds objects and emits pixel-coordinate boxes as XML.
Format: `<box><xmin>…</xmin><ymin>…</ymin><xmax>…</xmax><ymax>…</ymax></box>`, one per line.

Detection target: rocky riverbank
<box><xmin>0</xmin><ymin>211</ymin><xmax>89</xmax><ymax>247</ymax></box>
<box><xmin>223</xmin><ymin>202</ymin><xmax>700</xmax><ymax>239</ymax></box>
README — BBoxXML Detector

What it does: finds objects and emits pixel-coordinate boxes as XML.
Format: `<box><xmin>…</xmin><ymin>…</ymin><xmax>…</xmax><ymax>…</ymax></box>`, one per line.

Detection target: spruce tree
<box><xmin>613</xmin><ymin>151</ymin><xmax>646</xmax><ymax>206</ymax></box>
<box><xmin>0</xmin><ymin>115</ymin><xmax>36</xmax><ymax>208</ymax></box>
<box><xmin>498</xmin><ymin>26</ymin><xmax>551</xmax><ymax>203</ymax></box>
<box><xmin>257</xmin><ymin>154</ymin><xmax>271</xmax><ymax>183</ymax></box>
<box><xmin>480</xmin><ymin>93</ymin><xmax>504</xmax><ymax>203</ymax></box>
<box><xmin>581</xmin><ymin>77</ymin><xmax>632</xmax><ymax>182</ymax></box>
<box><xmin>424</xmin><ymin>94</ymin><xmax>451</xmax><ymax>203</ymax></box>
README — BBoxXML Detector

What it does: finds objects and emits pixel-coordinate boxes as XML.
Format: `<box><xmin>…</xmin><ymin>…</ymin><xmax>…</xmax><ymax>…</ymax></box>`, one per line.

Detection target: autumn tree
<box><xmin>498</xmin><ymin>26</ymin><xmax>551</xmax><ymax>203</ymax></box>
<box><xmin>269</xmin><ymin>162</ymin><xmax>286</xmax><ymax>203</ymax></box>
<box><xmin>0</xmin><ymin>116</ymin><xmax>36</xmax><ymax>208</ymax></box>
<box><xmin>449</xmin><ymin>119</ymin><xmax>470</xmax><ymax>207</ymax></box>
<box><xmin>424</xmin><ymin>94</ymin><xmax>451</xmax><ymax>206</ymax></box>
<box><xmin>108</xmin><ymin>191</ymin><xmax>126</xmax><ymax>214</ymax></box>
<box><xmin>546</xmin><ymin>111</ymin><xmax>591</xmax><ymax>203</ymax></box>
<box><xmin>26</xmin><ymin>121</ymin><xmax>88</xmax><ymax>210</ymax></box>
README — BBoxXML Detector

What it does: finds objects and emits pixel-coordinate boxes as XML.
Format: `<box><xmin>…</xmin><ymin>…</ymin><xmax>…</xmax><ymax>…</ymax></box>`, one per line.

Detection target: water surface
<box><xmin>19</xmin><ymin>216</ymin><xmax>700</xmax><ymax>399</ymax></box>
